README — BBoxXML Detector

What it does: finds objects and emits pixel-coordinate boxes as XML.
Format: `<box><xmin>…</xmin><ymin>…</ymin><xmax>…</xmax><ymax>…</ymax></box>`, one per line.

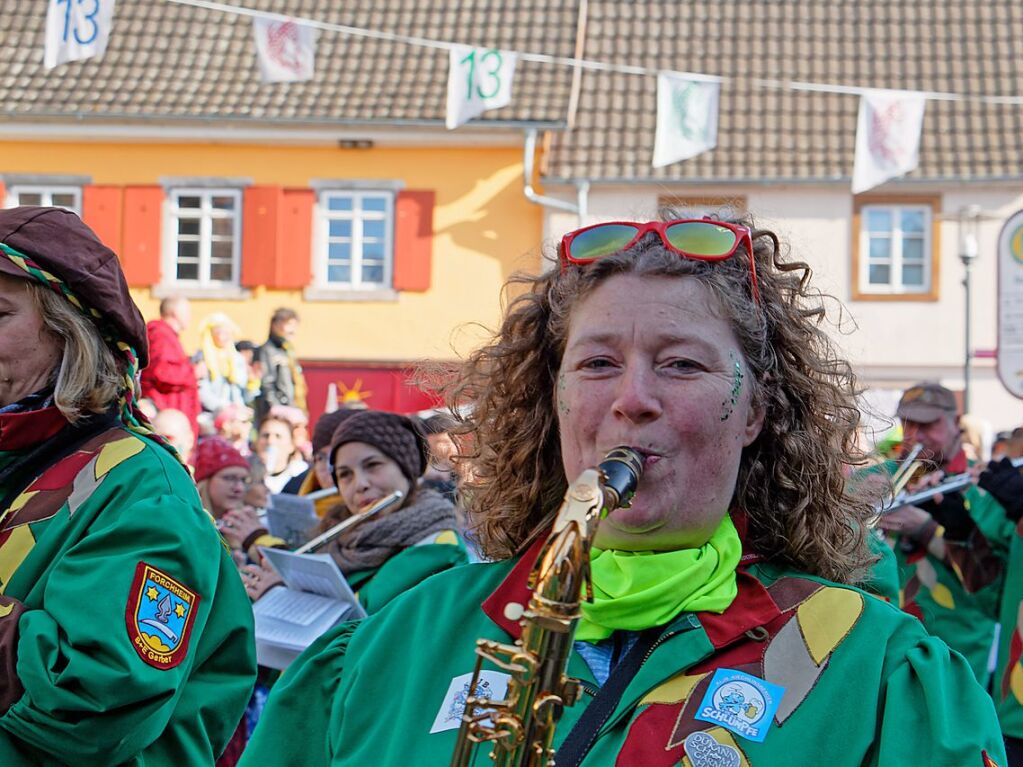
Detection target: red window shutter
<box><xmin>81</xmin><ymin>185</ymin><xmax>124</xmax><ymax>253</ymax></box>
<box><xmin>393</xmin><ymin>190</ymin><xmax>435</xmax><ymax>292</ymax></box>
<box><xmin>0</xmin><ymin>181</ymin><xmax>6</xmax><ymax>208</ymax></box>
<box><xmin>121</xmin><ymin>186</ymin><xmax>163</xmax><ymax>287</ymax></box>
<box><xmin>241</xmin><ymin>186</ymin><xmax>281</xmax><ymax>288</ymax></box>
<box><xmin>275</xmin><ymin>188</ymin><xmax>314</xmax><ymax>289</ymax></box>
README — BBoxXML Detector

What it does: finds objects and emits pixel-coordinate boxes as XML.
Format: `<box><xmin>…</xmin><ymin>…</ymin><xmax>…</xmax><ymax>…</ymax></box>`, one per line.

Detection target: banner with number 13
<box><xmin>446</xmin><ymin>45</ymin><xmax>517</xmax><ymax>129</ymax></box>
<box><xmin>44</xmin><ymin>0</ymin><xmax>116</xmax><ymax>69</ymax></box>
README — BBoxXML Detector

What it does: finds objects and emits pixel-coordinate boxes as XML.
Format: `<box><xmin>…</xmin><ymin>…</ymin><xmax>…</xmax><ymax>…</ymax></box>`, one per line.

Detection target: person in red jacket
<box><xmin>141</xmin><ymin>296</ymin><xmax>201</xmax><ymax>435</ymax></box>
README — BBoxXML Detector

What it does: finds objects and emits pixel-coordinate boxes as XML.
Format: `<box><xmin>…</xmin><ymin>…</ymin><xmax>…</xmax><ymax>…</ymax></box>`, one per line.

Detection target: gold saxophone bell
<box><xmin>449</xmin><ymin>447</ymin><xmax>643</xmax><ymax>767</ymax></box>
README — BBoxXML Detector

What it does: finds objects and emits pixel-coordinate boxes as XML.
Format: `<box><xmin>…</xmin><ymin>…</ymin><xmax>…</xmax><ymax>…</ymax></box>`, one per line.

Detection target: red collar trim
<box><xmin>480</xmin><ymin>517</ymin><xmax>776</xmax><ymax>645</ymax></box>
<box><xmin>0</xmin><ymin>406</ymin><xmax>67</xmax><ymax>451</ymax></box>
<box><xmin>697</xmin><ymin>569</ymin><xmax>782</xmax><ymax>649</ymax></box>
<box><xmin>481</xmin><ymin>536</ymin><xmax>546</xmax><ymax>639</ymax></box>
<box><xmin>945</xmin><ymin>449</ymin><xmax>968</xmax><ymax>474</ymax></box>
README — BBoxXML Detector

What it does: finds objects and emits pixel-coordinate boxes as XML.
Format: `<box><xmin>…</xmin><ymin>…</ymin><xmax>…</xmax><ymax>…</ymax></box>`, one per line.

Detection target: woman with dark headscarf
<box><xmin>0</xmin><ymin>207</ymin><xmax>256</xmax><ymax>766</ymax></box>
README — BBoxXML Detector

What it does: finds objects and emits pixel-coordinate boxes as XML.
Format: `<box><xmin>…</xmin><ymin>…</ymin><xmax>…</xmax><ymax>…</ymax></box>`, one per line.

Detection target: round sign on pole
<box><xmin>997</xmin><ymin>209</ymin><xmax>1023</xmax><ymax>399</ymax></box>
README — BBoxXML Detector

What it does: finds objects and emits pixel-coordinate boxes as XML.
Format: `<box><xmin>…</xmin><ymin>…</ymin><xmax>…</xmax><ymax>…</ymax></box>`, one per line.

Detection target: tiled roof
<box><xmin>544</xmin><ymin>1</ymin><xmax>1023</xmax><ymax>182</ymax></box>
<box><xmin>0</xmin><ymin>0</ymin><xmax>578</xmax><ymax>127</ymax></box>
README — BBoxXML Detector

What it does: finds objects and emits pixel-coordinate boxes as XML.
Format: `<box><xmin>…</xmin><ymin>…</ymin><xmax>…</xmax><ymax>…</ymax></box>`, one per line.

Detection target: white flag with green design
<box><xmin>446</xmin><ymin>45</ymin><xmax>518</xmax><ymax>129</ymax></box>
<box><xmin>652</xmin><ymin>73</ymin><xmax>720</xmax><ymax>168</ymax></box>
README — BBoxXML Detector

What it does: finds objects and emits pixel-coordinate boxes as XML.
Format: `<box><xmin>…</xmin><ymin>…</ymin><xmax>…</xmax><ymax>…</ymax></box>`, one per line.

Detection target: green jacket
<box><xmin>0</xmin><ymin>409</ymin><xmax>256</xmax><ymax>766</ymax></box>
<box><xmin>994</xmin><ymin>521</ymin><xmax>1023</xmax><ymax>736</ymax></box>
<box><xmin>864</xmin><ymin>455</ymin><xmax>1013</xmax><ymax>686</ymax></box>
<box><xmin>242</xmin><ymin>544</ymin><xmax>1005</xmax><ymax>766</ymax></box>
<box><xmin>345</xmin><ymin>529</ymin><xmax>467</xmax><ymax>616</ymax></box>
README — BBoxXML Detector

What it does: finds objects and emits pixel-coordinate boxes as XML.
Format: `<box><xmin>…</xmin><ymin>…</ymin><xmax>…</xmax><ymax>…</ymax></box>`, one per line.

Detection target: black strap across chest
<box><xmin>554</xmin><ymin>626</ymin><xmax>663</xmax><ymax>767</ymax></box>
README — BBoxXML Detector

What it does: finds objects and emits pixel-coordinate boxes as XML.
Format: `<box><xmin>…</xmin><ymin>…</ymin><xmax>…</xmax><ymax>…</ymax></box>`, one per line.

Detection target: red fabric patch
<box><xmin>24</xmin><ymin>449</ymin><xmax>97</xmax><ymax>492</ymax></box>
<box><xmin>1002</xmin><ymin>629</ymin><xmax>1023</xmax><ymax>700</ymax></box>
<box><xmin>481</xmin><ymin>535</ymin><xmax>546</xmax><ymax>638</ymax></box>
<box><xmin>615</xmin><ymin>701</ymin><xmax>689</xmax><ymax>767</ymax></box>
<box><xmin>0</xmin><ymin>407</ymin><xmax>66</xmax><ymax>451</ymax></box>
<box><xmin>983</xmin><ymin>750</ymin><xmax>1002</xmax><ymax>767</ymax></box>
<box><xmin>699</xmin><ymin>569</ymin><xmax>781</xmax><ymax>650</ymax></box>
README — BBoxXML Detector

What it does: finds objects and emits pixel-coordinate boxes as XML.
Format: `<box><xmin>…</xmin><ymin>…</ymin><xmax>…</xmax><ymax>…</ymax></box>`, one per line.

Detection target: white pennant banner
<box><xmin>852</xmin><ymin>89</ymin><xmax>927</xmax><ymax>195</ymax></box>
<box><xmin>253</xmin><ymin>17</ymin><xmax>317</xmax><ymax>83</ymax></box>
<box><xmin>44</xmin><ymin>0</ymin><xmax>117</xmax><ymax>70</ymax></box>
<box><xmin>446</xmin><ymin>45</ymin><xmax>518</xmax><ymax>129</ymax></box>
<box><xmin>652</xmin><ymin>73</ymin><xmax>720</xmax><ymax>168</ymax></box>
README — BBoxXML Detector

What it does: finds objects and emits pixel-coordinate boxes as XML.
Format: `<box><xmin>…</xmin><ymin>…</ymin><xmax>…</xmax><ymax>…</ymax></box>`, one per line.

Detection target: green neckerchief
<box><xmin>576</xmin><ymin>514</ymin><xmax>741</xmax><ymax>642</ymax></box>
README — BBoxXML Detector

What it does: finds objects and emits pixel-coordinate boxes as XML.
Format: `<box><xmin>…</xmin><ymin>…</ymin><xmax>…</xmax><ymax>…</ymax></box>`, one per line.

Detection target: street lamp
<box><xmin>959</xmin><ymin>205</ymin><xmax>982</xmax><ymax>413</ymax></box>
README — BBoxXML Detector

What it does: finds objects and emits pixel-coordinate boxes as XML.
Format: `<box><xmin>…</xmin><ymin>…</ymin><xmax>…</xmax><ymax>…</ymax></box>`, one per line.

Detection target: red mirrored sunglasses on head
<box><xmin>558</xmin><ymin>218</ymin><xmax>760</xmax><ymax>304</ymax></box>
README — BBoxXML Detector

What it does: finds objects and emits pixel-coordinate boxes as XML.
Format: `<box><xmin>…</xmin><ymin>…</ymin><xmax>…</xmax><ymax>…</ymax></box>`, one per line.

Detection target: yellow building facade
<box><xmin>2</xmin><ymin>139</ymin><xmax>544</xmax><ymax>413</ymax></box>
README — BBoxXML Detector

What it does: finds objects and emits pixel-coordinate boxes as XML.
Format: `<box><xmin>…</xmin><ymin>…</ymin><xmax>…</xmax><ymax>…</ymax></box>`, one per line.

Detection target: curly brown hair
<box><xmin>443</xmin><ymin>211</ymin><xmax>875</xmax><ymax>583</ymax></box>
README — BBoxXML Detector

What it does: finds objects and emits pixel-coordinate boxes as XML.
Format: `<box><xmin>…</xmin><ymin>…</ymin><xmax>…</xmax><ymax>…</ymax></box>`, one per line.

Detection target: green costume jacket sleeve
<box><xmin>239</xmin><ymin>621</ymin><xmax>360</xmax><ymax>767</ymax></box>
<box><xmin>0</xmin><ymin>455</ymin><xmax>256</xmax><ymax>766</ymax></box>
<box><xmin>871</xmin><ymin>627</ymin><xmax>1006</xmax><ymax>766</ymax></box>
<box><xmin>355</xmin><ymin>538</ymin><xmax>468</xmax><ymax>615</ymax></box>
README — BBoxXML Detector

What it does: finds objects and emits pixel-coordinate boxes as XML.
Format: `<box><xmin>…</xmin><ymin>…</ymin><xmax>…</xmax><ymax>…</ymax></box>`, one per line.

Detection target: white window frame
<box><xmin>5</xmin><ymin>185</ymin><xmax>82</xmax><ymax>215</ymax></box>
<box><xmin>164</xmin><ymin>188</ymin><xmax>243</xmax><ymax>288</ymax></box>
<box><xmin>858</xmin><ymin>203</ymin><xmax>933</xmax><ymax>296</ymax></box>
<box><xmin>314</xmin><ymin>190</ymin><xmax>395</xmax><ymax>291</ymax></box>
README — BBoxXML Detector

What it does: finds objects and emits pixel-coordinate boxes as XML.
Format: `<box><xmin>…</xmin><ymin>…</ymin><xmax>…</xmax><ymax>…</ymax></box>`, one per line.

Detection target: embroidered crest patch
<box><xmin>694</xmin><ymin>668</ymin><xmax>785</xmax><ymax>743</ymax></box>
<box><xmin>125</xmin><ymin>561</ymin><xmax>200</xmax><ymax>669</ymax></box>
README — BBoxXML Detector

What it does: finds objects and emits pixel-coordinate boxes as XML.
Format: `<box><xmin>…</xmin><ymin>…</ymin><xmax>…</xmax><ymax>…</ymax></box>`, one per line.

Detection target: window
<box><xmin>853</xmin><ymin>197</ymin><xmax>940</xmax><ymax>301</ymax></box>
<box><xmin>317</xmin><ymin>191</ymin><xmax>394</xmax><ymax>289</ymax></box>
<box><xmin>166</xmin><ymin>189</ymin><xmax>242</xmax><ymax>286</ymax></box>
<box><xmin>6</xmin><ymin>185</ymin><xmax>81</xmax><ymax>215</ymax></box>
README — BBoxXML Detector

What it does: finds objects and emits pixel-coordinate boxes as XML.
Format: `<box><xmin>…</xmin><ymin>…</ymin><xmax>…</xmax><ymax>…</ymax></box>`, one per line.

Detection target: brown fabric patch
<box><xmin>764</xmin><ymin>576</ymin><xmax>825</xmax><ymax>613</ymax></box>
<box><xmin>0</xmin><ymin>596</ymin><xmax>26</xmax><ymax>713</ymax></box>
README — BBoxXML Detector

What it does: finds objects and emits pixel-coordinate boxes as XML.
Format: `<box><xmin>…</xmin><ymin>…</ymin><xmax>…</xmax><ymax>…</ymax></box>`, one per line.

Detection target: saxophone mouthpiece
<box><xmin>599</xmin><ymin>447</ymin><xmax>644</xmax><ymax>510</ymax></box>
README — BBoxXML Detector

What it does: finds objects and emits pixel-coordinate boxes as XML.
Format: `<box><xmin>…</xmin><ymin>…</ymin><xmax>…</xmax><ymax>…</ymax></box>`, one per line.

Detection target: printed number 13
<box><xmin>57</xmin><ymin>0</ymin><xmax>101</xmax><ymax>45</ymax></box>
<box><xmin>461</xmin><ymin>49</ymin><xmax>503</xmax><ymax>100</ymax></box>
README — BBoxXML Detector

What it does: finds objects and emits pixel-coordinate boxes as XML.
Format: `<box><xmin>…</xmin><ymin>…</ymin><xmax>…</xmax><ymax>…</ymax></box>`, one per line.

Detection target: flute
<box><xmin>879</xmin><ymin>456</ymin><xmax>1023</xmax><ymax>515</ymax></box>
<box><xmin>295</xmin><ymin>490</ymin><xmax>404</xmax><ymax>554</ymax></box>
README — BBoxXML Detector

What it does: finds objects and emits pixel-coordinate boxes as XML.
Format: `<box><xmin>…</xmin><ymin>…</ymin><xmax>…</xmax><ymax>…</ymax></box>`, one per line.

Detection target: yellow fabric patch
<box><xmin>0</xmin><ymin>525</ymin><xmax>36</xmax><ymax>595</ymax></box>
<box><xmin>930</xmin><ymin>583</ymin><xmax>955</xmax><ymax>609</ymax></box>
<box><xmin>1010</xmin><ymin>663</ymin><xmax>1023</xmax><ymax>705</ymax></box>
<box><xmin>95</xmin><ymin>437</ymin><xmax>146</xmax><ymax>478</ymax></box>
<box><xmin>640</xmin><ymin>671</ymin><xmax>707</xmax><ymax>705</ymax></box>
<box><xmin>433</xmin><ymin>530</ymin><xmax>459</xmax><ymax>546</ymax></box>
<box><xmin>680</xmin><ymin>727</ymin><xmax>749</xmax><ymax>767</ymax></box>
<box><xmin>796</xmin><ymin>587</ymin><xmax>864</xmax><ymax>666</ymax></box>
<box><xmin>0</xmin><ymin>602</ymin><xmax>15</xmax><ymax>618</ymax></box>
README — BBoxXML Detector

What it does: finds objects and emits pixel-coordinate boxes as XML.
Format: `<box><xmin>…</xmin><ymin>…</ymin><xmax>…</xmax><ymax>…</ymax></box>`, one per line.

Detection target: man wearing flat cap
<box><xmin>0</xmin><ymin>207</ymin><xmax>255</xmax><ymax>766</ymax></box>
<box><xmin>877</xmin><ymin>381</ymin><xmax>1014</xmax><ymax>688</ymax></box>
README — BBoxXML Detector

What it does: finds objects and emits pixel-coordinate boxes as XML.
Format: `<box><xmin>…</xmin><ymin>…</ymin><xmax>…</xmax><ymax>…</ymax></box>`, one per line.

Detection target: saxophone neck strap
<box><xmin>554</xmin><ymin>626</ymin><xmax>664</xmax><ymax>767</ymax></box>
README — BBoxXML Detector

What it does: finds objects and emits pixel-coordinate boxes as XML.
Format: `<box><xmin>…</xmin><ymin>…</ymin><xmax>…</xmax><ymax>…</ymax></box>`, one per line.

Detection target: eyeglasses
<box><xmin>216</xmin><ymin>473</ymin><xmax>252</xmax><ymax>486</ymax></box>
<box><xmin>558</xmin><ymin>219</ymin><xmax>760</xmax><ymax>304</ymax></box>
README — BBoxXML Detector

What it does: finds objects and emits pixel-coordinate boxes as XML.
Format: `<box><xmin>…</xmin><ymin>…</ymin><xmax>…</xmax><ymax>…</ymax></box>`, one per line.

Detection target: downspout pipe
<box><xmin>522</xmin><ymin>128</ymin><xmax>588</xmax><ymax>226</ymax></box>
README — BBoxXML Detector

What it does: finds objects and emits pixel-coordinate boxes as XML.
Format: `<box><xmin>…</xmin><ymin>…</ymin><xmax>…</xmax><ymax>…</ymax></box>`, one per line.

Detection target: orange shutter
<box><xmin>393</xmin><ymin>190</ymin><xmax>435</xmax><ymax>292</ymax></box>
<box><xmin>241</xmin><ymin>186</ymin><xmax>281</xmax><ymax>288</ymax></box>
<box><xmin>121</xmin><ymin>186</ymin><xmax>163</xmax><ymax>287</ymax></box>
<box><xmin>0</xmin><ymin>181</ymin><xmax>6</xmax><ymax>208</ymax></box>
<box><xmin>81</xmin><ymin>185</ymin><xmax>124</xmax><ymax>253</ymax></box>
<box><xmin>276</xmin><ymin>188</ymin><xmax>314</xmax><ymax>289</ymax></box>
<box><xmin>241</xmin><ymin>186</ymin><xmax>314</xmax><ymax>290</ymax></box>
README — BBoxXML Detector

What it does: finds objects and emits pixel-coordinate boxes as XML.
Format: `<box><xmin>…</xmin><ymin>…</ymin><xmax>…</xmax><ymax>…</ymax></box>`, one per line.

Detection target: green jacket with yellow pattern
<box><xmin>241</xmin><ymin>535</ymin><xmax>1005</xmax><ymax>767</ymax></box>
<box><xmin>0</xmin><ymin>407</ymin><xmax>256</xmax><ymax>766</ymax></box>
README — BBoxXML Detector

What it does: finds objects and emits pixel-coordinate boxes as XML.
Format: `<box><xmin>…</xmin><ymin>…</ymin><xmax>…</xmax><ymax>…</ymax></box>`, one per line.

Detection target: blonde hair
<box><xmin>442</xmin><ymin>211</ymin><xmax>874</xmax><ymax>583</ymax></box>
<box><xmin>29</xmin><ymin>282</ymin><xmax>124</xmax><ymax>423</ymax></box>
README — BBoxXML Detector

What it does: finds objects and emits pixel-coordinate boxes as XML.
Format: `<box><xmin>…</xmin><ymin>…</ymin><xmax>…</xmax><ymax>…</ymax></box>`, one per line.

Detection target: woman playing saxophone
<box><xmin>240</xmin><ymin>213</ymin><xmax>1005</xmax><ymax>766</ymax></box>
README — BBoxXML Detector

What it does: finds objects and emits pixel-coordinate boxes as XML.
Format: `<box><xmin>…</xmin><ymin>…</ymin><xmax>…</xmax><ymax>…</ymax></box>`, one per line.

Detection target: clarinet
<box><xmin>449</xmin><ymin>447</ymin><xmax>643</xmax><ymax>767</ymax></box>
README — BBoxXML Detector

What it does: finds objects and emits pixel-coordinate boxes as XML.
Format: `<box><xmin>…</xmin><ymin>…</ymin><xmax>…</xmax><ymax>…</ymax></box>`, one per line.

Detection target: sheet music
<box><xmin>266</xmin><ymin>493</ymin><xmax>320</xmax><ymax>548</ymax></box>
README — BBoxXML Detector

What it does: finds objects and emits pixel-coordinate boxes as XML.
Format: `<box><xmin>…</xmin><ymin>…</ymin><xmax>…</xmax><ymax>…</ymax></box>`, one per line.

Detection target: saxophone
<box><xmin>450</xmin><ymin>446</ymin><xmax>644</xmax><ymax>767</ymax></box>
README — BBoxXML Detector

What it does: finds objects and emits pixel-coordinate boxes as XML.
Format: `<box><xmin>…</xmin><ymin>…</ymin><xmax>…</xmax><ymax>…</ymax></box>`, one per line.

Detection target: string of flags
<box><xmin>41</xmin><ymin>0</ymin><xmax>1019</xmax><ymax>194</ymax></box>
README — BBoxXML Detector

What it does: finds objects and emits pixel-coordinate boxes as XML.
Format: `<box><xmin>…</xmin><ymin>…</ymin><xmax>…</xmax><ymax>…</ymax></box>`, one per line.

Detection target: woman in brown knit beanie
<box><xmin>320</xmin><ymin>410</ymin><xmax>468</xmax><ymax>615</ymax></box>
